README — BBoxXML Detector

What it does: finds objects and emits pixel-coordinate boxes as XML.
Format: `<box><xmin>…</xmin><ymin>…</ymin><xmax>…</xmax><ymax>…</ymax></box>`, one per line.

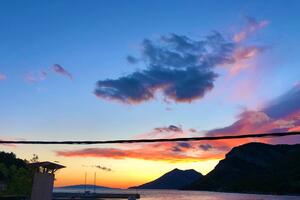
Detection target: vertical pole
<box><xmin>84</xmin><ymin>172</ymin><xmax>87</xmax><ymax>192</ymax></box>
<box><xmin>93</xmin><ymin>172</ymin><xmax>96</xmax><ymax>194</ymax></box>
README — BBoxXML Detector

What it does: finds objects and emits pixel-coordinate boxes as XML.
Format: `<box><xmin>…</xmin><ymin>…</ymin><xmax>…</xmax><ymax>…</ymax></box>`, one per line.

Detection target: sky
<box><xmin>1</xmin><ymin>0</ymin><xmax>300</xmax><ymax>188</ymax></box>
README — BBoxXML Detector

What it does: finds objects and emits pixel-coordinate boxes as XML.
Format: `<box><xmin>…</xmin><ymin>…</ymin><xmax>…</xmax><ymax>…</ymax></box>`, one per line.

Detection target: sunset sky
<box><xmin>1</xmin><ymin>0</ymin><xmax>300</xmax><ymax>189</ymax></box>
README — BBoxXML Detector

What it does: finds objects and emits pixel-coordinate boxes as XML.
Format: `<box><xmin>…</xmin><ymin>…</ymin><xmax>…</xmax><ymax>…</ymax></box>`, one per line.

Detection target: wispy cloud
<box><xmin>233</xmin><ymin>16</ymin><xmax>269</xmax><ymax>42</ymax></box>
<box><xmin>0</xmin><ymin>73</ymin><xmax>7</xmax><ymax>81</ymax></box>
<box><xmin>95</xmin><ymin>17</ymin><xmax>268</xmax><ymax>104</ymax></box>
<box><xmin>126</xmin><ymin>55</ymin><xmax>139</xmax><ymax>64</ymax></box>
<box><xmin>228</xmin><ymin>46</ymin><xmax>267</xmax><ymax>75</ymax></box>
<box><xmin>56</xmin><ymin>125</ymin><xmax>228</xmax><ymax>162</ymax></box>
<box><xmin>134</xmin><ymin>125</ymin><xmax>187</xmax><ymax>139</ymax></box>
<box><xmin>24</xmin><ymin>70</ymin><xmax>48</xmax><ymax>83</ymax></box>
<box><xmin>57</xmin><ymin>83</ymin><xmax>300</xmax><ymax>162</ymax></box>
<box><xmin>207</xmin><ymin>83</ymin><xmax>300</xmax><ymax>145</ymax></box>
<box><xmin>82</xmin><ymin>164</ymin><xmax>113</xmax><ymax>172</ymax></box>
<box><xmin>24</xmin><ymin>65</ymin><xmax>73</xmax><ymax>83</ymax></box>
<box><xmin>154</xmin><ymin>125</ymin><xmax>182</xmax><ymax>133</ymax></box>
<box><xmin>199</xmin><ymin>144</ymin><xmax>213</xmax><ymax>151</ymax></box>
<box><xmin>57</xmin><ymin>142</ymin><xmax>225</xmax><ymax>163</ymax></box>
<box><xmin>52</xmin><ymin>64</ymin><xmax>73</xmax><ymax>79</ymax></box>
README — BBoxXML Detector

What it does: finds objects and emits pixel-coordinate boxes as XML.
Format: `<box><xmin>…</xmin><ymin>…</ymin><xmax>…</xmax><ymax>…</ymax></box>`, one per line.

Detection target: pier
<box><xmin>53</xmin><ymin>192</ymin><xmax>140</xmax><ymax>199</ymax></box>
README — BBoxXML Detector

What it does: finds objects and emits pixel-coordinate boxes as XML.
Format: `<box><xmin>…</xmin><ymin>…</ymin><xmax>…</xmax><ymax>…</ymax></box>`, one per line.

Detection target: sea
<box><xmin>53</xmin><ymin>188</ymin><xmax>300</xmax><ymax>200</ymax></box>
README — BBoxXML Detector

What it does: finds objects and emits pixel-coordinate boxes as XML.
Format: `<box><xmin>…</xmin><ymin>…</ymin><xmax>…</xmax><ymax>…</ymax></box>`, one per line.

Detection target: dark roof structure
<box><xmin>30</xmin><ymin>161</ymin><xmax>65</xmax><ymax>169</ymax></box>
<box><xmin>30</xmin><ymin>161</ymin><xmax>65</xmax><ymax>173</ymax></box>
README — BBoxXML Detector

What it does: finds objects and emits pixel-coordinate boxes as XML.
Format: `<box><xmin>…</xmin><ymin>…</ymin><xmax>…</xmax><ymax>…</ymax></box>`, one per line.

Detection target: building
<box><xmin>30</xmin><ymin>162</ymin><xmax>65</xmax><ymax>200</ymax></box>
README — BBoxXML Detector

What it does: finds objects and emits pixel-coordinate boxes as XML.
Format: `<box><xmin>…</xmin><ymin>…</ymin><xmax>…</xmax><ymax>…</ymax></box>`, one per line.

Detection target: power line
<box><xmin>0</xmin><ymin>131</ymin><xmax>299</xmax><ymax>145</ymax></box>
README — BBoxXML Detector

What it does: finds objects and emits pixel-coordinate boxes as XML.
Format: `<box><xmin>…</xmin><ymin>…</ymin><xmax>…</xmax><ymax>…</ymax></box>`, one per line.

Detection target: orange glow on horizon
<box><xmin>52</xmin><ymin>158</ymin><xmax>221</xmax><ymax>189</ymax></box>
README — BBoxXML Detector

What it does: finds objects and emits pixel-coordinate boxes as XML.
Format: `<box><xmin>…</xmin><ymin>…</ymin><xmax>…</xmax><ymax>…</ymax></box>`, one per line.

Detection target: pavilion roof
<box><xmin>30</xmin><ymin>161</ymin><xmax>65</xmax><ymax>170</ymax></box>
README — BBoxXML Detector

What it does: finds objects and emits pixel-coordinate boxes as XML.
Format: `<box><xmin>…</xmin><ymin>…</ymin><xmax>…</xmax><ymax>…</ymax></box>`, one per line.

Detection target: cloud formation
<box><xmin>95</xmin><ymin>165</ymin><xmax>112</xmax><ymax>172</ymax></box>
<box><xmin>199</xmin><ymin>144</ymin><xmax>213</xmax><ymax>151</ymax></box>
<box><xmin>57</xmin><ymin>141</ymin><xmax>225</xmax><ymax>163</ymax></box>
<box><xmin>135</xmin><ymin>125</ymin><xmax>187</xmax><ymax>140</ymax></box>
<box><xmin>95</xmin><ymin>66</ymin><xmax>218</xmax><ymax>104</ymax></box>
<box><xmin>234</xmin><ymin>16</ymin><xmax>269</xmax><ymax>42</ymax></box>
<box><xmin>264</xmin><ymin>84</ymin><xmax>300</xmax><ymax>119</ymax></box>
<box><xmin>0</xmin><ymin>73</ymin><xmax>6</xmax><ymax>81</ymax></box>
<box><xmin>154</xmin><ymin>125</ymin><xmax>182</xmax><ymax>133</ymax></box>
<box><xmin>24</xmin><ymin>65</ymin><xmax>73</xmax><ymax>83</ymax></box>
<box><xmin>57</xmin><ymin>84</ymin><xmax>300</xmax><ymax>163</ymax></box>
<box><xmin>57</xmin><ymin>83</ymin><xmax>300</xmax><ymax>162</ymax></box>
<box><xmin>207</xmin><ymin>84</ymin><xmax>300</xmax><ymax>146</ymax></box>
<box><xmin>56</xmin><ymin>125</ymin><xmax>228</xmax><ymax>162</ymax></box>
<box><xmin>82</xmin><ymin>164</ymin><xmax>112</xmax><ymax>172</ymax></box>
<box><xmin>126</xmin><ymin>55</ymin><xmax>139</xmax><ymax>64</ymax></box>
<box><xmin>24</xmin><ymin>70</ymin><xmax>48</xmax><ymax>83</ymax></box>
<box><xmin>95</xmin><ymin>17</ymin><xmax>268</xmax><ymax>104</ymax></box>
<box><xmin>52</xmin><ymin>64</ymin><xmax>73</xmax><ymax>79</ymax></box>
<box><xmin>95</xmin><ymin>32</ymin><xmax>234</xmax><ymax>104</ymax></box>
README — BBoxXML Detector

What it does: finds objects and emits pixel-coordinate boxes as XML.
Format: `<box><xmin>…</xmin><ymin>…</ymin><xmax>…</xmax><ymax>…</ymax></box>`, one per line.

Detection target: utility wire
<box><xmin>0</xmin><ymin>131</ymin><xmax>299</xmax><ymax>145</ymax></box>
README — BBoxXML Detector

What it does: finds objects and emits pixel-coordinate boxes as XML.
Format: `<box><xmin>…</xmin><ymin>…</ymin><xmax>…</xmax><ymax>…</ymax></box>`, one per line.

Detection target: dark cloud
<box><xmin>95</xmin><ymin>165</ymin><xmax>112</xmax><ymax>172</ymax></box>
<box><xmin>82</xmin><ymin>164</ymin><xmax>112</xmax><ymax>172</ymax></box>
<box><xmin>178</xmin><ymin>142</ymin><xmax>192</xmax><ymax>148</ymax></box>
<box><xmin>189</xmin><ymin>128</ymin><xmax>198</xmax><ymax>133</ymax></box>
<box><xmin>95</xmin><ymin>32</ymin><xmax>236</xmax><ymax>104</ymax></box>
<box><xmin>95</xmin><ymin>66</ymin><xmax>217</xmax><ymax>103</ymax></box>
<box><xmin>199</xmin><ymin>144</ymin><xmax>213</xmax><ymax>151</ymax></box>
<box><xmin>171</xmin><ymin>142</ymin><xmax>193</xmax><ymax>153</ymax></box>
<box><xmin>154</xmin><ymin>125</ymin><xmax>183</xmax><ymax>133</ymax></box>
<box><xmin>171</xmin><ymin>146</ymin><xmax>182</xmax><ymax>152</ymax></box>
<box><xmin>263</xmin><ymin>85</ymin><xmax>300</xmax><ymax>119</ymax></box>
<box><xmin>52</xmin><ymin>64</ymin><xmax>73</xmax><ymax>79</ymax></box>
<box><xmin>126</xmin><ymin>55</ymin><xmax>139</xmax><ymax>64</ymax></box>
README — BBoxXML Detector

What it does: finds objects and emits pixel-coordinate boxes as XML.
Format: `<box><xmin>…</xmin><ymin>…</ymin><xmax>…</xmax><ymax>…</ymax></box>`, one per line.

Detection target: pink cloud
<box><xmin>207</xmin><ymin>84</ymin><xmax>300</xmax><ymax>145</ymax></box>
<box><xmin>24</xmin><ymin>70</ymin><xmax>48</xmax><ymax>83</ymax></box>
<box><xmin>234</xmin><ymin>16</ymin><xmax>269</xmax><ymax>42</ymax></box>
<box><xmin>0</xmin><ymin>73</ymin><xmax>7</xmax><ymax>81</ymax></box>
<box><xmin>56</xmin><ymin>141</ymin><xmax>227</xmax><ymax>162</ymax></box>
<box><xmin>221</xmin><ymin>17</ymin><xmax>270</xmax><ymax>76</ymax></box>
<box><xmin>134</xmin><ymin>125</ymin><xmax>196</xmax><ymax>140</ymax></box>
<box><xmin>228</xmin><ymin>46</ymin><xmax>266</xmax><ymax>75</ymax></box>
<box><xmin>57</xmin><ymin>84</ymin><xmax>300</xmax><ymax>163</ymax></box>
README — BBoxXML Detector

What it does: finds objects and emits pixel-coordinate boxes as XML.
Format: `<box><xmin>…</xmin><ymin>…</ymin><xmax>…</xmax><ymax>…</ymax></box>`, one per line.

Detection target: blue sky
<box><xmin>1</xmin><ymin>0</ymin><xmax>300</xmax><ymax>141</ymax></box>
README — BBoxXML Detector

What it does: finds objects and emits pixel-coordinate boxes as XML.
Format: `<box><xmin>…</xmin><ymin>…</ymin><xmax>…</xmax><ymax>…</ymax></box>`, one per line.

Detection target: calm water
<box><xmin>54</xmin><ymin>188</ymin><xmax>300</xmax><ymax>200</ymax></box>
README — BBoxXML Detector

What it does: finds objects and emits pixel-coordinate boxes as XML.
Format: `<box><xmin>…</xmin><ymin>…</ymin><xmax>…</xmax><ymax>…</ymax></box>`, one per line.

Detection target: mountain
<box><xmin>186</xmin><ymin>142</ymin><xmax>300</xmax><ymax>194</ymax></box>
<box><xmin>130</xmin><ymin>168</ymin><xmax>203</xmax><ymax>189</ymax></box>
<box><xmin>55</xmin><ymin>184</ymin><xmax>116</xmax><ymax>190</ymax></box>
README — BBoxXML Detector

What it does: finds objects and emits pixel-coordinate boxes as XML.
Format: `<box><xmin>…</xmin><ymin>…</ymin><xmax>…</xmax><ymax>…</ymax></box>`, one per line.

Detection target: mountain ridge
<box><xmin>185</xmin><ymin>142</ymin><xmax>300</xmax><ymax>194</ymax></box>
<box><xmin>129</xmin><ymin>168</ymin><xmax>203</xmax><ymax>189</ymax></box>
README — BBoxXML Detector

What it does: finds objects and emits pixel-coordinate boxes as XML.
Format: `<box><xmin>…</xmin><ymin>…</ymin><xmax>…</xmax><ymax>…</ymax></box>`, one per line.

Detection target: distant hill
<box><xmin>55</xmin><ymin>184</ymin><xmax>116</xmax><ymax>190</ymax></box>
<box><xmin>185</xmin><ymin>142</ymin><xmax>300</xmax><ymax>195</ymax></box>
<box><xmin>130</xmin><ymin>168</ymin><xmax>203</xmax><ymax>189</ymax></box>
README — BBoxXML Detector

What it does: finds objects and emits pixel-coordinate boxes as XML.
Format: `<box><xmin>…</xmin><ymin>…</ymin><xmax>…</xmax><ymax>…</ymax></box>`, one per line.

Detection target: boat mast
<box><xmin>84</xmin><ymin>172</ymin><xmax>87</xmax><ymax>192</ymax></box>
<box><xmin>93</xmin><ymin>172</ymin><xmax>96</xmax><ymax>193</ymax></box>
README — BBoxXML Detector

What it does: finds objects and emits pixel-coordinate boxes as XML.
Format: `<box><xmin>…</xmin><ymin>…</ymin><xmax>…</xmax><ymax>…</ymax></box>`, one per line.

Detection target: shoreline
<box><xmin>54</xmin><ymin>188</ymin><xmax>300</xmax><ymax>197</ymax></box>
